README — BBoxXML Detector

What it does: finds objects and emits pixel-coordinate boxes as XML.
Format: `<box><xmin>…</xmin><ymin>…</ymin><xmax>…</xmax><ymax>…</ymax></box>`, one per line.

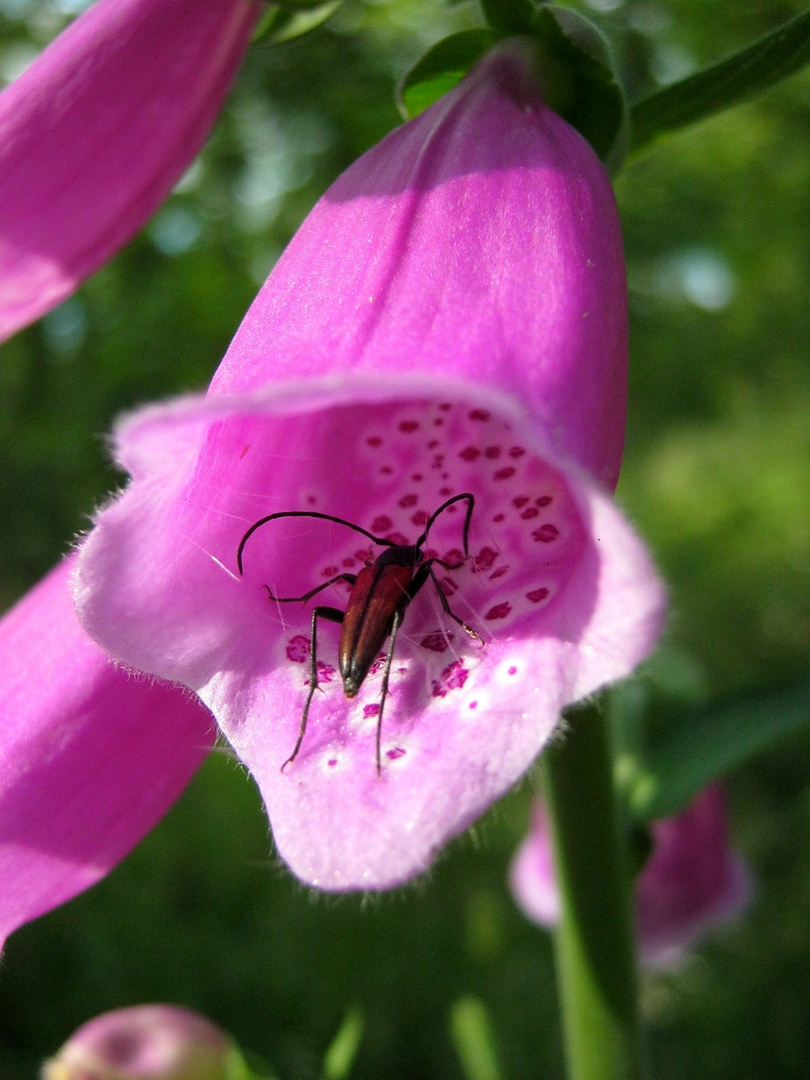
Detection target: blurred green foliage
<box><xmin>0</xmin><ymin>0</ymin><xmax>809</xmax><ymax>1077</ymax></box>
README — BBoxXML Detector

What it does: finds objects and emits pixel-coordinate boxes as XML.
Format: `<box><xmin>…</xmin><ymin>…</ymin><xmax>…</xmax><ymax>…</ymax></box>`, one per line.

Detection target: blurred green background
<box><xmin>1</xmin><ymin>0</ymin><xmax>809</xmax><ymax>1076</ymax></box>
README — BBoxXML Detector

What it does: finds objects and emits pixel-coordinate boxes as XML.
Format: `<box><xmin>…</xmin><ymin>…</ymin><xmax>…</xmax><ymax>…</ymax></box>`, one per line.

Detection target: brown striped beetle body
<box><xmin>237</xmin><ymin>493</ymin><xmax>482</xmax><ymax>773</ymax></box>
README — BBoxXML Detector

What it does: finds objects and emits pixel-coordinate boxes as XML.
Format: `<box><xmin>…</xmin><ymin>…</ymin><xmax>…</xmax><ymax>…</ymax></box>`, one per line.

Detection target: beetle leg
<box><xmin>375</xmin><ymin>605</ymin><xmax>404</xmax><ymax>776</ymax></box>
<box><xmin>264</xmin><ymin>572</ymin><xmax>357</xmax><ymax>604</ymax></box>
<box><xmin>409</xmin><ymin>561</ymin><xmax>484</xmax><ymax>646</ymax></box>
<box><xmin>281</xmin><ymin>605</ymin><xmax>345</xmax><ymax>772</ymax></box>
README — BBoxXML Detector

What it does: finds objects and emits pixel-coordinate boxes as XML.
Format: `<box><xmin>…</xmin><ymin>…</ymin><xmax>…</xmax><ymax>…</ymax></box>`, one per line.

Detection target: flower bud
<box><xmin>42</xmin><ymin>1005</ymin><xmax>237</xmax><ymax>1080</ymax></box>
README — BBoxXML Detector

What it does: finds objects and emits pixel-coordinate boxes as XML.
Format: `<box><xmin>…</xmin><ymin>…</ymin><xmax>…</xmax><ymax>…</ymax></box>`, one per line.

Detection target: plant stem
<box><xmin>542</xmin><ymin>704</ymin><xmax>640</xmax><ymax>1080</ymax></box>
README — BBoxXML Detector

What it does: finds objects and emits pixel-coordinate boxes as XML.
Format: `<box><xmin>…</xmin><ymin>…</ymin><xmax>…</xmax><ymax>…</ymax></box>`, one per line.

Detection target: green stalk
<box><xmin>541</xmin><ymin>705</ymin><xmax>640</xmax><ymax>1080</ymax></box>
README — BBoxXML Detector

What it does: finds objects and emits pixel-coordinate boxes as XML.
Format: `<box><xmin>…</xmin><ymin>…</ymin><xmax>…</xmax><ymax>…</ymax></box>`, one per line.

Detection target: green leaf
<box><xmin>621</xmin><ymin>675</ymin><xmax>810</xmax><ymax>821</ymax></box>
<box><xmin>397</xmin><ymin>29</ymin><xmax>498</xmax><ymax>120</ymax></box>
<box><xmin>630</xmin><ymin>8</ymin><xmax>810</xmax><ymax>153</ymax></box>
<box><xmin>252</xmin><ymin>0</ymin><xmax>342</xmax><ymax>45</ymax></box>
<box><xmin>528</xmin><ymin>6</ymin><xmax>628</xmax><ymax>170</ymax></box>
<box><xmin>397</xmin><ymin>11</ymin><xmax>626</xmax><ymax>167</ymax></box>
<box><xmin>449</xmin><ymin>997</ymin><xmax>504</xmax><ymax>1080</ymax></box>
<box><xmin>480</xmin><ymin>0</ymin><xmax>535</xmax><ymax>35</ymax></box>
<box><xmin>322</xmin><ymin>1008</ymin><xmax>364</xmax><ymax>1080</ymax></box>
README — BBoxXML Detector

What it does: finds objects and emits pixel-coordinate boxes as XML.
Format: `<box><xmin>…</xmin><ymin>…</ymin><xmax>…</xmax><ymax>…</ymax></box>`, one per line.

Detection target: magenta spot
<box><xmin>399</xmin><ymin>420</ymin><xmax>419</xmax><ymax>433</ymax></box>
<box><xmin>424</xmin><ymin>547</ymin><xmax>440</xmax><ymax>559</ymax></box>
<box><xmin>434</xmin><ymin>418</ymin><xmax>445</xmax><ymax>427</ymax></box>
<box><xmin>387</xmin><ymin>531</ymin><xmax>408</xmax><ymax>545</ymax></box>
<box><xmin>508</xmin><ymin>666</ymin><xmax>518</xmax><ymax>675</ymax></box>
<box><xmin>371</xmin><ymin>515</ymin><xmax>392</xmax><ymax>533</ymax></box>
<box><xmin>474</xmin><ymin>547</ymin><xmax>498</xmax><ymax>571</ymax></box>
<box><xmin>492</xmin><ymin>513</ymin><xmax>505</xmax><ymax>524</ymax></box>
<box><xmin>355</xmin><ymin>548</ymin><xmax>373</xmax><ymax>563</ymax></box>
<box><xmin>513</xmin><ymin>496</ymin><xmax>529</xmax><ymax>508</ymax></box>
<box><xmin>432</xmin><ymin>659</ymin><xmax>469</xmax><ymax>697</ymax></box>
<box><xmin>533</xmin><ymin>524</ymin><xmax>560</xmax><ymax>543</ymax></box>
<box><xmin>428</xmin><ymin>439</ymin><xmax>439</xmax><ymax>449</ymax></box>
<box><xmin>342</xmin><ymin>557</ymin><xmax>355</xmax><ymax>568</ymax></box>
<box><xmin>527</xmin><ymin>587</ymin><xmax>550</xmax><ymax>603</ymax></box>
<box><xmin>399</xmin><ymin>493</ymin><xmax>418</xmax><ymax>508</ymax></box>
<box><xmin>411</xmin><ymin>473</ymin><xmax>423</xmax><ymax>482</ymax></box>
<box><xmin>443</xmin><ymin>548</ymin><xmax>464</xmax><ymax>565</ymax></box>
<box><xmin>328</xmin><ymin>758</ymin><xmax>338</xmax><ymax>768</ymax></box>
<box><xmin>421</xmin><ymin>631</ymin><xmax>451</xmax><ymax>652</ymax></box>
<box><xmin>440</xmin><ymin>487</ymin><xmax>452</xmax><ymax>496</ymax></box>
<box><xmin>468</xmin><ymin>700</ymin><xmax>478</xmax><ymax>710</ymax></box>
<box><xmin>432</xmin><ymin>454</ymin><xmax>445</xmax><ymax>468</ymax></box>
<box><xmin>485</xmin><ymin>602</ymin><xmax>512</xmax><ymax>621</ymax></box>
<box><xmin>367</xmin><ymin>435</ymin><xmax>382</xmax><ymax>447</ymax></box>
<box><xmin>469</xmin><ymin>409</ymin><xmax>490</xmax><ymax>422</ymax></box>
<box><xmin>440</xmin><ymin>575</ymin><xmax>458</xmax><ymax>595</ymax></box>
<box><xmin>368</xmin><ymin>654</ymin><xmax>388</xmax><ymax>675</ymax></box>
<box><xmin>489</xmin><ymin>566</ymin><xmax>509</xmax><ymax>580</ymax></box>
<box><xmin>307</xmin><ymin>495</ymin><xmax>317</xmax><ymax>505</ymax></box>
<box><xmin>441</xmin><ymin>473</ymin><xmax>449</xmax><ymax>480</ymax></box>
<box><xmin>322</xmin><ymin>564</ymin><xmax>339</xmax><ymax>577</ymax></box>
<box><xmin>494</xmin><ymin>467</ymin><xmax>516</xmax><ymax>481</ymax></box>
<box><xmin>536</xmin><ymin>495</ymin><xmax>552</xmax><ymax>507</ymax></box>
<box><xmin>397</xmin><ymin>667</ymin><xmax>407</xmax><ymax>675</ymax></box>
<box><xmin>316</xmin><ymin>662</ymin><xmax>335</xmax><ymax>684</ymax></box>
<box><xmin>484</xmin><ymin>445</ymin><xmax>501</xmax><ymax>459</ymax></box>
<box><xmin>439</xmin><ymin>402</ymin><xmax>452</xmax><ymax>411</ymax></box>
<box><xmin>380</xmin><ymin>466</ymin><xmax>393</xmax><ymax>475</ymax></box>
<box><xmin>238</xmin><ymin>444</ymin><xmax>250</xmax><ymax>459</ymax></box>
<box><xmin>286</xmin><ymin>635</ymin><xmax>310</xmax><ymax>663</ymax></box>
<box><xmin>521</xmin><ymin>507</ymin><xmax>539</xmax><ymax>519</ymax></box>
<box><xmin>459</xmin><ymin>446</ymin><xmax>480</xmax><ymax>462</ymax></box>
<box><xmin>411</xmin><ymin>510</ymin><xmax>428</xmax><ymax>526</ymax></box>
<box><xmin>363</xmin><ymin>703</ymin><xmax>380</xmax><ymax>718</ymax></box>
<box><xmin>386</xmin><ymin>746</ymin><xmax>407</xmax><ymax>760</ymax></box>
<box><xmin>509</xmin><ymin>446</ymin><xmax>526</xmax><ymax>458</ymax></box>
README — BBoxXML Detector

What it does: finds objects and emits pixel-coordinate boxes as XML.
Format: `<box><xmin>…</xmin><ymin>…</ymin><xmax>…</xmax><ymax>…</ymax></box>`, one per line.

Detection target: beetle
<box><xmin>237</xmin><ymin>492</ymin><xmax>483</xmax><ymax>773</ymax></box>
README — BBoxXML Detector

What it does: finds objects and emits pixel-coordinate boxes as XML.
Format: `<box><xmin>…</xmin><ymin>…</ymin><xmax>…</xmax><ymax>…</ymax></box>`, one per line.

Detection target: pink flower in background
<box><xmin>0</xmin><ymin>562</ymin><xmax>214</xmax><ymax>950</ymax></box>
<box><xmin>74</xmin><ymin>42</ymin><xmax>665</xmax><ymax>892</ymax></box>
<box><xmin>510</xmin><ymin>785</ymin><xmax>752</xmax><ymax>965</ymax></box>
<box><xmin>0</xmin><ymin>0</ymin><xmax>259</xmax><ymax>343</ymax></box>
<box><xmin>42</xmin><ymin>1004</ymin><xmax>236</xmax><ymax>1080</ymax></box>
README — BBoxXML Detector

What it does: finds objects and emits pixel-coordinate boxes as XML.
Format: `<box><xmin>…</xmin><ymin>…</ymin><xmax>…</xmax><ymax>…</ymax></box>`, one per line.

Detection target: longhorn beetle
<box><xmin>237</xmin><ymin>492</ymin><xmax>483</xmax><ymax>774</ymax></box>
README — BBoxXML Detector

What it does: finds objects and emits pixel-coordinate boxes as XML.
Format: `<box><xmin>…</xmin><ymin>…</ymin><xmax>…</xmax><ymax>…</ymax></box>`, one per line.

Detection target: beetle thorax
<box><xmin>375</xmin><ymin>544</ymin><xmax>423</xmax><ymax>569</ymax></box>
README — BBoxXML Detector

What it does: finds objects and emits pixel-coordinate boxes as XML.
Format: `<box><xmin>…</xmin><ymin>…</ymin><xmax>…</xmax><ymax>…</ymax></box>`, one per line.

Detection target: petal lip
<box><xmin>0</xmin><ymin>0</ymin><xmax>259</xmax><ymax>343</ymax></box>
<box><xmin>74</xmin><ymin>377</ymin><xmax>664</xmax><ymax>892</ymax></box>
<box><xmin>0</xmin><ymin>560</ymin><xmax>215</xmax><ymax>949</ymax></box>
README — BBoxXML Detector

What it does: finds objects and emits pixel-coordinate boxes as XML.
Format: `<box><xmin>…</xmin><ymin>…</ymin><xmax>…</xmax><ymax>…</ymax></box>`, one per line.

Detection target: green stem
<box><xmin>542</xmin><ymin>705</ymin><xmax>640</xmax><ymax>1080</ymax></box>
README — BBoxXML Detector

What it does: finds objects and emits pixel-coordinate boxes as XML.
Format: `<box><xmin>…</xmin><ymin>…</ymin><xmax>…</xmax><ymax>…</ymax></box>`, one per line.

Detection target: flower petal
<box><xmin>636</xmin><ymin>784</ymin><xmax>753</xmax><ymax>965</ymax></box>
<box><xmin>0</xmin><ymin>560</ymin><xmax>214</xmax><ymax>948</ymax></box>
<box><xmin>510</xmin><ymin>786</ymin><xmax>752</xmax><ymax>965</ymax></box>
<box><xmin>209</xmin><ymin>41</ymin><xmax>628</xmax><ymax>491</ymax></box>
<box><xmin>0</xmin><ymin>0</ymin><xmax>258</xmax><ymax>343</ymax></box>
<box><xmin>75</xmin><ymin>384</ymin><xmax>663</xmax><ymax>889</ymax></box>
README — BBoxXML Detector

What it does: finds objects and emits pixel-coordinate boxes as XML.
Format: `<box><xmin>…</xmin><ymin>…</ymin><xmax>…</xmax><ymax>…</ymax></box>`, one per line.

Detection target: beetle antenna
<box><xmin>237</xmin><ymin>510</ymin><xmax>392</xmax><ymax>575</ymax></box>
<box><xmin>417</xmin><ymin>492</ymin><xmax>475</xmax><ymax>557</ymax></box>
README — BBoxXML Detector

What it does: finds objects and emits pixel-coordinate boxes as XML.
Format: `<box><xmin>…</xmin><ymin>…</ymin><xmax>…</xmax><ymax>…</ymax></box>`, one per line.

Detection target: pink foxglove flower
<box><xmin>0</xmin><ymin>562</ymin><xmax>214</xmax><ymax>950</ymax></box>
<box><xmin>42</xmin><ymin>1004</ymin><xmax>236</xmax><ymax>1080</ymax></box>
<box><xmin>510</xmin><ymin>785</ymin><xmax>752</xmax><ymax>965</ymax></box>
<box><xmin>0</xmin><ymin>0</ymin><xmax>259</xmax><ymax>343</ymax></box>
<box><xmin>73</xmin><ymin>42</ymin><xmax>665</xmax><ymax>892</ymax></box>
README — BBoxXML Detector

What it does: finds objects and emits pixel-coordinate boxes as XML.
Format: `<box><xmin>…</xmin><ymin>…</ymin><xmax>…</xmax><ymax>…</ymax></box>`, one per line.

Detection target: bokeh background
<box><xmin>1</xmin><ymin>0</ymin><xmax>808</xmax><ymax>1076</ymax></box>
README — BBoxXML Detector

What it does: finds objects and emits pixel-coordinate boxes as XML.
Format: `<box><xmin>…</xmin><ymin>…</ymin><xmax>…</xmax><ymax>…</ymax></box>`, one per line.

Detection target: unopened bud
<box><xmin>42</xmin><ymin>1004</ymin><xmax>240</xmax><ymax>1080</ymax></box>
